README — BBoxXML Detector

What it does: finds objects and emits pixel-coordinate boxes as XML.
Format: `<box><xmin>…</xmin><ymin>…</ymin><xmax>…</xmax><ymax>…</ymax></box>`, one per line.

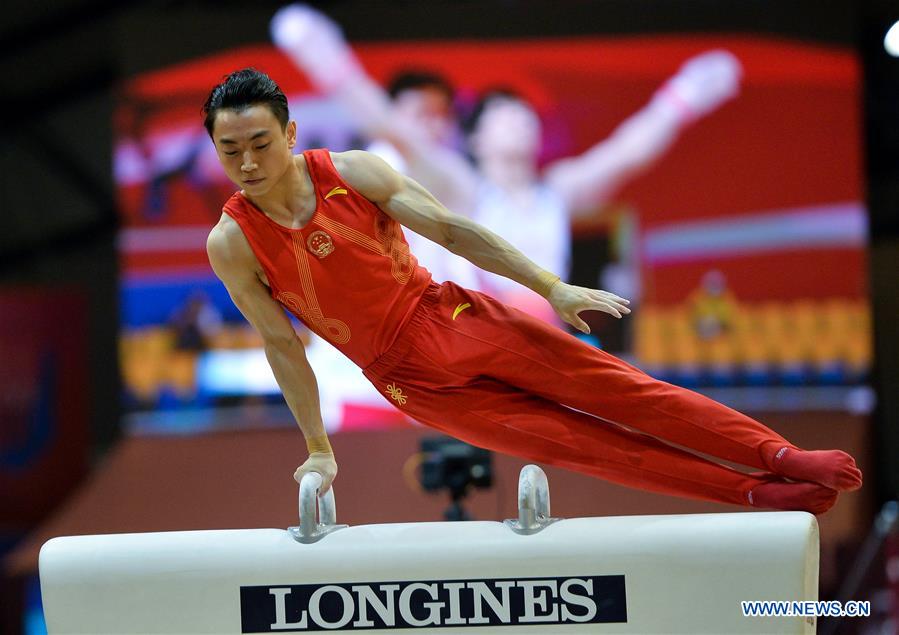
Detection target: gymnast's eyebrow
<box><xmin>218</xmin><ymin>130</ymin><xmax>270</xmax><ymax>145</ymax></box>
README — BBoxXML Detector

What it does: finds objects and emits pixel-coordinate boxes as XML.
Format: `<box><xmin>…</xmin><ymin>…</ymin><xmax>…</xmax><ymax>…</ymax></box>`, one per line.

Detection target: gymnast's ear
<box><xmin>286</xmin><ymin>120</ymin><xmax>297</xmax><ymax>149</ymax></box>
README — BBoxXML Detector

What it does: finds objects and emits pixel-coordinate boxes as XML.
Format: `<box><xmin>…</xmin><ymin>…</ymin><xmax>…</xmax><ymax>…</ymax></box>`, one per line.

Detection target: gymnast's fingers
<box><xmin>322</xmin><ymin>463</ymin><xmax>338</xmax><ymax>494</ymax></box>
<box><xmin>593</xmin><ymin>293</ymin><xmax>630</xmax><ymax>315</ymax></box>
<box><xmin>593</xmin><ymin>290</ymin><xmax>630</xmax><ymax>306</ymax></box>
<box><xmin>591</xmin><ymin>300</ymin><xmax>621</xmax><ymax>318</ymax></box>
<box><xmin>596</xmin><ymin>291</ymin><xmax>631</xmax><ymax>310</ymax></box>
<box><xmin>564</xmin><ymin>309</ymin><xmax>591</xmax><ymax>334</ymax></box>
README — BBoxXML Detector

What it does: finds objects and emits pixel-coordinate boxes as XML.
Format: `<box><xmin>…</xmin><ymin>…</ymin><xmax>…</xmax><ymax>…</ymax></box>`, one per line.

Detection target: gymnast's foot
<box><xmin>747</xmin><ymin>477</ymin><xmax>838</xmax><ymax>515</ymax></box>
<box><xmin>760</xmin><ymin>443</ymin><xmax>862</xmax><ymax>492</ymax></box>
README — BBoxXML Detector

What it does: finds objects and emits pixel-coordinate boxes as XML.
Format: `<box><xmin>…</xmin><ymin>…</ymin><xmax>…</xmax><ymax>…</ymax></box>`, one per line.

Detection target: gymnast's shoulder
<box><xmin>206</xmin><ymin>213</ymin><xmax>257</xmax><ymax>277</ymax></box>
<box><xmin>329</xmin><ymin>149</ymin><xmax>403</xmax><ymax>202</ymax></box>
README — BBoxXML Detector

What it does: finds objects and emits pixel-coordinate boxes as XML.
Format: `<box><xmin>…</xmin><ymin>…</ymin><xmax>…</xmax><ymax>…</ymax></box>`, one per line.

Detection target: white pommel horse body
<box><xmin>39</xmin><ymin>466</ymin><xmax>819</xmax><ymax>634</ymax></box>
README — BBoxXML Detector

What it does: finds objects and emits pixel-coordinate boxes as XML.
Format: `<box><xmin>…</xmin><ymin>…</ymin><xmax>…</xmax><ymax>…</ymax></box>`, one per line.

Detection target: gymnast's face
<box><xmin>471</xmin><ymin>97</ymin><xmax>541</xmax><ymax>163</ymax></box>
<box><xmin>211</xmin><ymin>104</ymin><xmax>297</xmax><ymax>196</ymax></box>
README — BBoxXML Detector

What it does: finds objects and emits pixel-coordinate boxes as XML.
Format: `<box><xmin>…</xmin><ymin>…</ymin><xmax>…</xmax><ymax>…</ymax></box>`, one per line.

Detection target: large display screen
<box><xmin>115</xmin><ymin>33</ymin><xmax>869</xmax><ymax>434</ymax></box>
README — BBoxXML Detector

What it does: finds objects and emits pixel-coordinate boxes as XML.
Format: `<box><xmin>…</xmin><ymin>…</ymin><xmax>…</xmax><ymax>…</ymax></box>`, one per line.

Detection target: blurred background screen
<box><xmin>6</xmin><ymin>2</ymin><xmax>899</xmax><ymax>634</ymax></box>
<box><xmin>115</xmin><ymin>34</ymin><xmax>870</xmax><ymax>434</ymax></box>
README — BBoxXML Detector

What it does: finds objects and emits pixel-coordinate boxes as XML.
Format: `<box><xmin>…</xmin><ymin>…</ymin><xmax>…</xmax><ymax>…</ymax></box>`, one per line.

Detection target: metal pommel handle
<box><xmin>288</xmin><ymin>472</ymin><xmax>347</xmax><ymax>544</ymax></box>
<box><xmin>503</xmin><ymin>465</ymin><xmax>561</xmax><ymax>535</ymax></box>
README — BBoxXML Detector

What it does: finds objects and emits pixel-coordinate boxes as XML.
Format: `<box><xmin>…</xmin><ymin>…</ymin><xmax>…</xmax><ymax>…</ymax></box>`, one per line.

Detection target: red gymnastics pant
<box><xmin>362</xmin><ymin>281</ymin><xmax>791</xmax><ymax>507</ymax></box>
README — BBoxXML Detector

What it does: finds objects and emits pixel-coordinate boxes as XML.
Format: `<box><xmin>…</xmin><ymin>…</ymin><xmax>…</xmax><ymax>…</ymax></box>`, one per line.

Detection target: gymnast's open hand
<box><xmin>294</xmin><ymin>451</ymin><xmax>339</xmax><ymax>495</ymax></box>
<box><xmin>547</xmin><ymin>282</ymin><xmax>631</xmax><ymax>334</ymax></box>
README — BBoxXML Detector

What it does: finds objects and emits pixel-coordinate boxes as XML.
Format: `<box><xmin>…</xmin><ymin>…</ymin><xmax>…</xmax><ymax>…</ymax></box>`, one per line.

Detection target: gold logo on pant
<box><xmin>385</xmin><ymin>382</ymin><xmax>407</xmax><ymax>406</ymax></box>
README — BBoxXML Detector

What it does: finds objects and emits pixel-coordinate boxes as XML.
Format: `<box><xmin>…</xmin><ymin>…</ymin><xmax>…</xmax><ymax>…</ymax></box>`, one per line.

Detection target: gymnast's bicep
<box><xmin>336</xmin><ymin>149</ymin><xmax>461</xmax><ymax>249</ymax></box>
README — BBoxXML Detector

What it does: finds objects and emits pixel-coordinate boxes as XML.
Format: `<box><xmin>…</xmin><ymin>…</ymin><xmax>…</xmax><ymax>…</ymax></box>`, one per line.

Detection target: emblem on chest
<box><xmin>306</xmin><ymin>230</ymin><xmax>335</xmax><ymax>259</ymax></box>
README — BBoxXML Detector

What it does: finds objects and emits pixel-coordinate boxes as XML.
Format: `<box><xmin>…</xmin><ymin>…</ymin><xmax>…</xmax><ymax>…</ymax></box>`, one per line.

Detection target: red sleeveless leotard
<box><xmin>221</xmin><ymin>148</ymin><xmax>433</xmax><ymax>367</ymax></box>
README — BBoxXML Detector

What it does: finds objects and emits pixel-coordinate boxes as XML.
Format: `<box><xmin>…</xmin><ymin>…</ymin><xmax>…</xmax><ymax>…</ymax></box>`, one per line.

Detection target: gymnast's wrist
<box><xmin>306</xmin><ymin>434</ymin><xmax>333</xmax><ymax>455</ymax></box>
<box><xmin>534</xmin><ymin>270</ymin><xmax>561</xmax><ymax>298</ymax></box>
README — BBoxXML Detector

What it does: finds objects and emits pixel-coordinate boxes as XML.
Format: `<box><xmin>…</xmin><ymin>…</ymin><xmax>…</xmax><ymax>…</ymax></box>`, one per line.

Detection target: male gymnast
<box><xmin>203</xmin><ymin>68</ymin><xmax>862</xmax><ymax>515</ymax></box>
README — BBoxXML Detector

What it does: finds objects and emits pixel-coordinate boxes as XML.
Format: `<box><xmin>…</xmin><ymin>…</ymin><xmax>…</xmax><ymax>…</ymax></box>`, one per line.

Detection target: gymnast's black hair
<box><xmin>202</xmin><ymin>68</ymin><xmax>289</xmax><ymax>137</ymax></box>
<box><xmin>387</xmin><ymin>70</ymin><xmax>454</xmax><ymax>103</ymax></box>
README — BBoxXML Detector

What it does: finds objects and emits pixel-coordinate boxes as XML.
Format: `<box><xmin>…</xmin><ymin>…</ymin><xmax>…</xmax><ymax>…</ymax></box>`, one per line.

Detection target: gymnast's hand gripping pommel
<box><xmin>295</xmin><ymin>434</ymin><xmax>338</xmax><ymax>495</ymax></box>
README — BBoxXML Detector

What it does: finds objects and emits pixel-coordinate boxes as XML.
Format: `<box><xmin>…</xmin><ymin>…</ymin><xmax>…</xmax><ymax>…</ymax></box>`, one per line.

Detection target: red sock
<box><xmin>748</xmin><ymin>478</ymin><xmax>838</xmax><ymax>515</ymax></box>
<box><xmin>760</xmin><ymin>443</ymin><xmax>862</xmax><ymax>492</ymax></box>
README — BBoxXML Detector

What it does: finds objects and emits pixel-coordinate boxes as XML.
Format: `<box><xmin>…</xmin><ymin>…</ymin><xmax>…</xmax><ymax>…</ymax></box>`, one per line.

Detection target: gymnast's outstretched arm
<box><xmin>206</xmin><ymin>214</ymin><xmax>338</xmax><ymax>494</ymax></box>
<box><xmin>336</xmin><ymin>150</ymin><xmax>630</xmax><ymax>333</ymax></box>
